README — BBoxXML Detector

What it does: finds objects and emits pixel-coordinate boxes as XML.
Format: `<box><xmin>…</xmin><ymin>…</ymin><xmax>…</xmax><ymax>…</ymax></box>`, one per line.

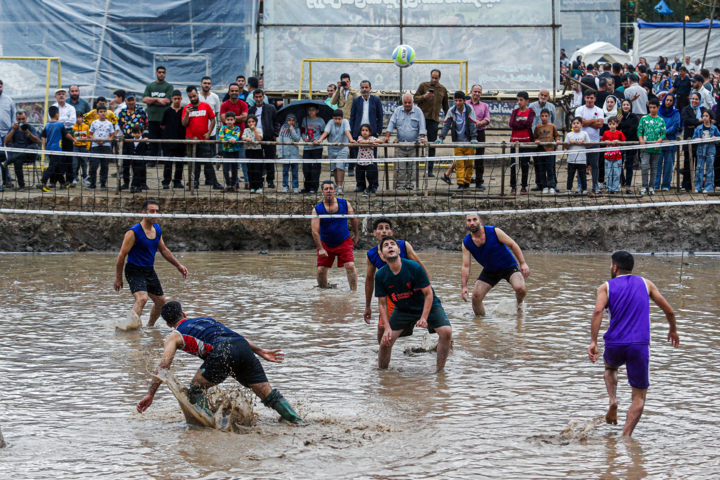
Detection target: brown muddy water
<box><xmin>0</xmin><ymin>251</ymin><xmax>717</xmax><ymax>479</ymax></box>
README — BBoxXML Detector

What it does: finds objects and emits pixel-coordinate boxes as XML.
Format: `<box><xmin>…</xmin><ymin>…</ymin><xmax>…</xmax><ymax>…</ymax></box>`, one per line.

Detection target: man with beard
<box><xmin>182</xmin><ymin>86</ymin><xmax>222</xmax><ymax>190</ymax></box>
<box><xmin>414</xmin><ymin>70</ymin><xmax>449</xmax><ymax>177</ymax></box>
<box><xmin>588</xmin><ymin>251</ymin><xmax>679</xmax><ymax>437</ymax></box>
<box><xmin>460</xmin><ymin>214</ymin><xmax>530</xmax><ymax>316</ymax></box>
<box><xmin>114</xmin><ymin>200</ymin><xmax>189</xmax><ymax>326</ymax></box>
<box><xmin>375</xmin><ymin>235</ymin><xmax>452</xmax><ymax>372</ymax></box>
<box><xmin>67</xmin><ymin>85</ymin><xmax>91</xmax><ymax>117</ymax></box>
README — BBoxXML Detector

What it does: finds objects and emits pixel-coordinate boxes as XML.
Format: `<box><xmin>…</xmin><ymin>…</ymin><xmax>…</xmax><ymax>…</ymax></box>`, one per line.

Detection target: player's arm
<box><xmin>311</xmin><ymin>207</ymin><xmax>326</xmax><ymax>256</ymax></box>
<box><xmin>364</xmin><ymin>258</ymin><xmax>377</xmax><ymax>323</ymax></box>
<box><xmin>647</xmin><ymin>279</ymin><xmax>679</xmax><ymax>347</ymax></box>
<box><xmin>137</xmin><ymin>331</ymin><xmax>183</xmax><ymax>412</ymax></box>
<box><xmin>588</xmin><ymin>283</ymin><xmax>608</xmax><ymax>363</ymax></box>
<box><xmin>157</xmin><ymin>237</ymin><xmax>188</xmax><ymax>279</ymax></box>
<box><xmin>461</xmin><ymin>243</ymin><xmax>472</xmax><ymax>301</ymax></box>
<box><xmin>404</xmin><ymin>242</ymin><xmax>428</xmax><ymax>277</ymax></box>
<box><xmin>416</xmin><ymin>285</ymin><xmax>434</xmax><ymax>329</ymax></box>
<box><xmin>114</xmin><ymin>230</ymin><xmax>135</xmax><ymax>291</ymax></box>
<box><xmin>495</xmin><ymin>228</ymin><xmax>530</xmax><ymax>278</ymax></box>
<box><xmin>378</xmin><ymin>295</ymin><xmax>392</xmax><ymax>345</ymax></box>
<box><xmin>245</xmin><ymin>338</ymin><xmax>285</xmax><ymax>363</ymax></box>
<box><xmin>346</xmin><ymin>201</ymin><xmax>359</xmax><ymax>245</ymax></box>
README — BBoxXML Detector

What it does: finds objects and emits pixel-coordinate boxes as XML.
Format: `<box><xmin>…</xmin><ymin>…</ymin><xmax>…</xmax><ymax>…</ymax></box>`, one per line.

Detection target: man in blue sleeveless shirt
<box><xmin>461</xmin><ymin>214</ymin><xmax>530</xmax><ymax>316</ymax></box>
<box><xmin>114</xmin><ymin>200</ymin><xmax>188</xmax><ymax>326</ymax></box>
<box><xmin>375</xmin><ymin>236</ymin><xmax>452</xmax><ymax>372</ymax></box>
<box><xmin>311</xmin><ymin>180</ymin><xmax>359</xmax><ymax>290</ymax></box>
<box><xmin>136</xmin><ymin>301</ymin><xmax>302</xmax><ymax>424</ymax></box>
<box><xmin>364</xmin><ymin>217</ymin><xmax>426</xmax><ymax>344</ymax></box>
<box><xmin>589</xmin><ymin>251</ymin><xmax>679</xmax><ymax>437</ymax></box>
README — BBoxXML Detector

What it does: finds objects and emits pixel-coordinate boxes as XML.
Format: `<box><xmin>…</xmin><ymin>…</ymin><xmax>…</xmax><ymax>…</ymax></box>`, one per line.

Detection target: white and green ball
<box><xmin>392</xmin><ymin>45</ymin><xmax>416</xmax><ymax>68</ymax></box>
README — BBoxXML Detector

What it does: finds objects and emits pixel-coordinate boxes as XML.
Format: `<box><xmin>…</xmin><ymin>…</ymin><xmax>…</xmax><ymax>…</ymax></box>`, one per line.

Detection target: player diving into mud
<box><xmin>461</xmin><ymin>214</ymin><xmax>530</xmax><ymax>316</ymax></box>
<box><xmin>375</xmin><ymin>236</ymin><xmax>452</xmax><ymax>372</ymax></box>
<box><xmin>136</xmin><ymin>301</ymin><xmax>302</xmax><ymax>424</ymax></box>
<box><xmin>588</xmin><ymin>251</ymin><xmax>679</xmax><ymax>437</ymax></box>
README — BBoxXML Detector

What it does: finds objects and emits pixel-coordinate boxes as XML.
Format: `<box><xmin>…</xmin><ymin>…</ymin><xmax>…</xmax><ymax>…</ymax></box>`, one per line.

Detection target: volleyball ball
<box><xmin>392</xmin><ymin>45</ymin><xmax>416</xmax><ymax>68</ymax></box>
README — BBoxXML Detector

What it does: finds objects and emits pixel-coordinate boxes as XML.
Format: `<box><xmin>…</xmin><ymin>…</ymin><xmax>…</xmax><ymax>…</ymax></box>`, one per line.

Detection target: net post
<box><xmin>501</xmin><ymin>141</ymin><xmax>507</xmax><ymax>196</ymax></box>
<box><xmin>116</xmin><ymin>137</ymin><xmax>124</xmax><ymax>195</ymax></box>
<box><xmin>415</xmin><ymin>144</ymin><xmax>419</xmax><ymax>189</ymax></box>
<box><xmin>689</xmin><ymin>146</ymin><xmax>695</xmax><ymax>190</ymax></box>
<box><xmin>189</xmin><ymin>142</ymin><xmax>196</xmax><ymax>192</ymax></box>
<box><xmin>675</xmin><ymin>148</ymin><xmax>681</xmax><ymax>192</ymax></box>
<box><xmin>309</xmin><ymin>61</ymin><xmax>313</xmax><ymax>100</ymax></box>
<box><xmin>384</xmin><ymin>146</ymin><xmax>390</xmax><ymax>190</ymax></box>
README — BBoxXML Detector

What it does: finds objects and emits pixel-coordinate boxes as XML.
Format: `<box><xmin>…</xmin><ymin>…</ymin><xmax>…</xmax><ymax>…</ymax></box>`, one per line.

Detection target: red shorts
<box><xmin>317</xmin><ymin>237</ymin><xmax>355</xmax><ymax>268</ymax></box>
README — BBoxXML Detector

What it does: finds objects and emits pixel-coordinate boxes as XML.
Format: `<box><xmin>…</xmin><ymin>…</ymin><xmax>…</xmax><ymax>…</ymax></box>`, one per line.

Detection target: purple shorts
<box><xmin>604</xmin><ymin>344</ymin><xmax>650</xmax><ymax>390</ymax></box>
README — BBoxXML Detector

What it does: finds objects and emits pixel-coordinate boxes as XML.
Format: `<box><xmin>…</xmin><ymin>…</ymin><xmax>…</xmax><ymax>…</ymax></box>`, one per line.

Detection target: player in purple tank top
<box><xmin>588</xmin><ymin>251</ymin><xmax>679</xmax><ymax>437</ymax></box>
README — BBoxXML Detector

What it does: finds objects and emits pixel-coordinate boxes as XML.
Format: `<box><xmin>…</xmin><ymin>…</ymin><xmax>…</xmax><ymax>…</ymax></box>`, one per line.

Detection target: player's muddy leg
<box><xmin>132</xmin><ymin>291</ymin><xmax>148</xmax><ymax>318</ymax></box>
<box><xmin>378</xmin><ymin>329</ymin><xmax>402</xmax><ymax>369</ymax></box>
<box><xmin>472</xmin><ymin>280</ymin><xmax>492</xmax><ymax>316</ymax></box>
<box><xmin>317</xmin><ymin>266</ymin><xmax>329</xmax><ymax>288</ymax></box>
<box><xmin>604</xmin><ymin>364</ymin><xmax>619</xmax><ymax>425</ymax></box>
<box><xmin>508</xmin><ymin>272</ymin><xmax>527</xmax><ymax>313</ymax></box>
<box><xmin>377</xmin><ymin>324</ymin><xmax>385</xmax><ymax>345</ymax></box>
<box><xmin>622</xmin><ymin>387</ymin><xmax>647</xmax><ymax>437</ymax></box>
<box><xmin>344</xmin><ymin>262</ymin><xmax>357</xmax><ymax>291</ymax></box>
<box><xmin>147</xmin><ymin>293</ymin><xmax>166</xmax><ymax>327</ymax></box>
<box><xmin>435</xmin><ymin>326</ymin><xmax>453</xmax><ymax>372</ymax></box>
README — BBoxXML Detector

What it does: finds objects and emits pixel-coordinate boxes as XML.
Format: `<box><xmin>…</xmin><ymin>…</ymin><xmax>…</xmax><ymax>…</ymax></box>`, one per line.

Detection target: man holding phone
<box><xmin>414</xmin><ymin>70</ymin><xmax>449</xmax><ymax>177</ymax></box>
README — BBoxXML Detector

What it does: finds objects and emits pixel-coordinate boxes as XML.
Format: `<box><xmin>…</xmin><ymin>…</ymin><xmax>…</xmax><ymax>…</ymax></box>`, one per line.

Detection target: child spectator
<box><xmin>693</xmin><ymin>110</ymin><xmax>720</xmax><ymax>193</ymax></box>
<box><xmin>600</xmin><ymin>116</ymin><xmax>626</xmax><ymax>193</ymax></box>
<box><xmin>218</xmin><ymin>111</ymin><xmax>243</xmax><ymax>192</ymax></box>
<box><xmin>242</xmin><ymin>114</ymin><xmax>264</xmax><ymax>194</ymax></box>
<box><xmin>356</xmin><ymin>124</ymin><xmax>380</xmax><ymax>196</ymax></box>
<box><xmin>87</xmin><ymin>105</ymin><xmax>116</xmax><ymax>190</ymax></box>
<box><xmin>564</xmin><ymin>117</ymin><xmax>590</xmax><ymax>194</ymax></box>
<box><xmin>278</xmin><ymin>113</ymin><xmax>301</xmax><ymax>194</ymax></box>
<box><xmin>315</xmin><ymin>109</ymin><xmax>355</xmax><ymax>195</ymax></box>
<box><xmin>37</xmin><ymin>105</ymin><xmax>74</xmax><ymax>192</ymax></box>
<box><xmin>637</xmin><ymin>98</ymin><xmax>666</xmax><ymax>195</ymax></box>
<box><xmin>123</xmin><ymin>125</ymin><xmax>149</xmax><ymax>193</ymax></box>
<box><xmin>72</xmin><ymin>111</ymin><xmax>91</xmax><ymax>186</ymax></box>
<box><xmin>533</xmin><ymin>108</ymin><xmax>560</xmax><ymax>194</ymax></box>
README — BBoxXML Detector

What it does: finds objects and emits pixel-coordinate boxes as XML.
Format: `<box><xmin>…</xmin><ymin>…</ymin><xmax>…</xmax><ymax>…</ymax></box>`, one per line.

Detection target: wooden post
<box><xmin>501</xmin><ymin>142</ymin><xmax>507</xmax><ymax>196</ymax></box>
<box><xmin>676</xmin><ymin>148</ymin><xmax>681</xmax><ymax>192</ymax></box>
<box><xmin>116</xmin><ymin>137</ymin><xmax>124</xmax><ymax>195</ymax></box>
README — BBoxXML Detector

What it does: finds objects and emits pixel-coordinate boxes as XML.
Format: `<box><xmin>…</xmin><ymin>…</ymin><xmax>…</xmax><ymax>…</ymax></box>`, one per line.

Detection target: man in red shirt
<box><xmin>508</xmin><ymin>91</ymin><xmax>536</xmax><ymax>195</ymax></box>
<box><xmin>220</xmin><ymin>83</ymin><xmax>249</xmax><ymax>131</ymax></box>
<box><xmin>182</xmin><ymin>85</ymin><xmax>222</xmax><ymax>189</ymax></box>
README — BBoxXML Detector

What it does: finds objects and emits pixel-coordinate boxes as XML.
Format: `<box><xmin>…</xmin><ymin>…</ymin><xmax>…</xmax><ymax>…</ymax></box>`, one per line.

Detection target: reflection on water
<box><xmin>0</xmin><ymin>251</ymin><xmax>718</xmax><ymax>479</ymax></box>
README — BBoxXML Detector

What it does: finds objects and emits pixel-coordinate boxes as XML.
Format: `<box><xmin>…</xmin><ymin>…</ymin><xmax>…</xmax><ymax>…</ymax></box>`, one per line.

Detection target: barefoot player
<box><xmin>461</xmin><ymin>214</ymin><xmax>530</xmax><ymax>316</ymax></box>
<box><xmin>376</xmin><ymin>236</ymin><xmax>452</xmax><ymax>373</ymax></box>
<box><xmin>311</xmin><ymin>180</ymin><xmax>359</xmax><ymax>290</ymax></box>
<box><xmin>137</xmin><ymin>301</ymin><xmax>302</xmax><ymax>424</ymax></box>
<box><xmin>114</xmin><ymin>200</ymin><xmax>188</xmax><ymax>326</ymax></box>
<box><xmin>588</xmin><ymin>251</ymin><xmax>679</xmax><ymax>437</ymax></box>
<box><xmin>364</xmin><ymin>217</ymin><xmax>427</xmax><ymax>344</ymax></box>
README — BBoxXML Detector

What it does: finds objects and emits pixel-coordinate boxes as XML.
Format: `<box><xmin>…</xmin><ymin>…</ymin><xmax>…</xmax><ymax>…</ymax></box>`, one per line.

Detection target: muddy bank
<box><xmin>1</xmin><ymin>205</ymin><xmax>718</xmax><ymax>253</ymax></box>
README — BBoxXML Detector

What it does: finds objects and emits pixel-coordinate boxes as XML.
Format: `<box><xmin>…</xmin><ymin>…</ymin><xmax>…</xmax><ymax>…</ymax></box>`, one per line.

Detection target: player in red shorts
<box><xmin>311</xmin><ymin>180</ymin><xmax>359</xmax><ymax>290</ymax></box>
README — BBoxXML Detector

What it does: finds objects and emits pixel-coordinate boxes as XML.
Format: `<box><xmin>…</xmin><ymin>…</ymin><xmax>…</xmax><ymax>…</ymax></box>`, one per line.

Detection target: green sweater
<box><xmin>638</xmin><ymin>115</ymin><xmax>666</xmax><ymax>154</ymax></box>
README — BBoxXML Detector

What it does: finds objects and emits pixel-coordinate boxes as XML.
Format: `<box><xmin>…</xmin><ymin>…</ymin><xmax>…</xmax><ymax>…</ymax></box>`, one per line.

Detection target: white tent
<box><xmin>570</xmin><ymin>42</ymin><xmax>633</xmax><ymax>65</ymax></box>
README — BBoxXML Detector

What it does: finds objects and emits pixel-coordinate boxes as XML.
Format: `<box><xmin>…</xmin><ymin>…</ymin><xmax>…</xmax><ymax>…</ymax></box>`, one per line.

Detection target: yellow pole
<box><xmin>298</xmin><ymin>60</ymin><xmax>305</xmax><ymax>99</ymax></box>
<box><xmin>57</xmin><ymin>58</ymin><xmax>62</xmax><ymax>89</ymax></box>
<box><xmin>464</xmin><ymin>61</ymin><xmax>468</xmax><ymax>92</ymax></box>
<box><xmin>458</xmin><ymin>62</ymin><xmax>462</xmax><ymax>91</ymax></box>
<box><xmin>42</xmin><ymin>58</ymin><xmax>51</xmax><ymax>168</ymax></box>
<box><xmin>309</xmin><ymin>61</ymin><xmax>313</xmax><ymax>100</ymax></box>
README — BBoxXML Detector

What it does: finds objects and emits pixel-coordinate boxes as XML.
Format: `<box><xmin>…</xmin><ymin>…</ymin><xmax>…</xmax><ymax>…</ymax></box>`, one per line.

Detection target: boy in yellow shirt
<box><xmin>72</xmin><ymin>112</ymin><xmax>91</xmax><ymax>186</ymax></box>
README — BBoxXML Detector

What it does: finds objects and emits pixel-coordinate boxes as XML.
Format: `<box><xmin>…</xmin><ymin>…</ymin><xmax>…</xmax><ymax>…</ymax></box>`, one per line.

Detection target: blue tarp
<box><xmin>637</xmin><ymin>19</ymin><xmax>720</xmax><ymax>28</ymax></box>
<box><xmin>653</xmin><ymin>0</ymin><xmax>673</xmax><ymax>16</ymax></box>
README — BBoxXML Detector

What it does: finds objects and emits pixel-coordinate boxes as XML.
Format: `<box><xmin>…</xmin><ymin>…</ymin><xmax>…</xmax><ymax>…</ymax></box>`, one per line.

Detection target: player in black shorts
<box><xmin>114</xmin><ymin>200</ymin><xmax>188</xmax><ymax>326</ymax></box>
<box><xmin>375</xmin><ymin>236</ymin><xmax>452</xmax><ymax>373</ymax></box>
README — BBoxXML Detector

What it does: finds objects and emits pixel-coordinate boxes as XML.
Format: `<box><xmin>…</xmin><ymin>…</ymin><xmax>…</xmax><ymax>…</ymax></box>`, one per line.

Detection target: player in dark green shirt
<box><xmin>375</xmin><ymin>235</ymin><xmax>452</xmax><ymax>372</ymax></box>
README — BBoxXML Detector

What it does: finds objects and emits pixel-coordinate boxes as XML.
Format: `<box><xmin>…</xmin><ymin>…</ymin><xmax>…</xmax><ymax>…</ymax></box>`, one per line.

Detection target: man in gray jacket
<box><xmin>438</xmin><ymin>91</ymin><xmax>478</xmax><ymax>189</ymax></box>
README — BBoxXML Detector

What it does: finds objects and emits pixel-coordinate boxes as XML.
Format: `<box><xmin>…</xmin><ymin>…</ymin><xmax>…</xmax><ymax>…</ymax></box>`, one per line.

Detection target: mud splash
<box><xmin>529</xmin><ymin>417</ymin><xmax>606</xmax><ymax>445</ymax></box>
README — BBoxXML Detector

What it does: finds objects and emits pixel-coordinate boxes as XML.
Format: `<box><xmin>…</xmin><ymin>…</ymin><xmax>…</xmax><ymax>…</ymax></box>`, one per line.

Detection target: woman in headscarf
<box><xmin>656</xmin><ymin>92</ymin><xmax>682</xmax><ymax>190</ymax></box>
<box><xmin>617</xmin><ymin>98</ymin><xmax>640</xmax><ymax>194</ymax></box>
<box><xmin>680</xmin><ymin>92</ymin><xmax>707</xmax><ymax>191</ymax></box>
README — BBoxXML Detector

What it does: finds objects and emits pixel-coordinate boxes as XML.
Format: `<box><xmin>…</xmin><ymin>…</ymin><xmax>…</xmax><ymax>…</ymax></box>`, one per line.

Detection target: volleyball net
<box><xmin>1</xmin><ymin>136</ymin><xmax>719</xmax><ymax>219</ymax></box>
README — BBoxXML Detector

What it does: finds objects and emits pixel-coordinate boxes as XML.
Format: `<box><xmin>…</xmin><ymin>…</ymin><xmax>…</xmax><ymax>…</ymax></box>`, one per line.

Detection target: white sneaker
<box><xmin>256</xmin><ymin>188</ymin><xmax>263</xmax><ymax>194</ymax></box>
<box><xmin>82</xmin><ymin>178</ymin><xmax>90</xmax><ymax>186</ymax></box>
<box><xmin>649</xmin><ymin>188</ymin><xmax>655</xmax><ymax>195</ymax></box>
<box><xmin>250</xmin><ymin>189</ymin><xmax>256</xmax><ymax>193</ymax></box>
<box><xmin>292</xmin><ymin>188</ymin><xmax>300</xmax><ymax>194</ymax></box>
<box><xmin>72</xmin><ymin>179</ymin><xmax>78</xmax><ymax>185</ymax></box>
<box><xmin>542</xmin><ymin>188</ymin><xmax>549</xmax><ymax>194</ymax></box>
<box><xmin>337</xmin><ymin>186</ymin><xmax>344</xmax><ymax>195</ymax></box>
<box><xmin>548</xmin><ymin>188</ymin><xmax>556</xmax><ymax>195</ymax></box>
<box><xmin>281</xmin><ymin>186</ymin><xmax>289</xmax><ymax>193</ymax></box>
<box><xmin>640</xmin><ymin>188</ymin><xmax>647</xmax><ymax>195</ymax></box>
<box><xmin>582</xmin><ymin>190</ymin><xmax>589</xmax><ymax>195</ymax></box>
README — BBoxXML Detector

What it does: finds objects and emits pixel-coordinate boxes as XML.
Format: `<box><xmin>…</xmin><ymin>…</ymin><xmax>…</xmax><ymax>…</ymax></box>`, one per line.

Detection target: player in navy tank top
<box><xmin>588</xmin><ymin>251</ymin><xmax>679</xmax><ymax>437</ymax></box>
<box><xmin>461</xmin><ymin>214</ymin><xmax>531</xmax><ymax>316</ymax></box>
<box><xmin>311</xmin><ymin>181</ymin><xmax>359</xmax><ymax>290</ymax></box>
<box><xmin>363</xmin><ymin>217</ymin><xmax>427</xmax><ymax>344</ymax></box>
<box><xmin>114</xmin><ymin>200</ymin><xmax>188</xmax><ymax>327</ymax></box>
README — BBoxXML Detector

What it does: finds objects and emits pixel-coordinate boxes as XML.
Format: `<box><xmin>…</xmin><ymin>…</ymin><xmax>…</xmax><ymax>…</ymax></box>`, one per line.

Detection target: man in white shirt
<box><xmin>576</xmin><ymin>89</ymin><xmax>605</xmax><ymax>194</ymax></box>
<box><xmin>624</xmin><ymin>75</ymin><xmax>648</xmax><ymax>115</ymax></box>
<box><xmin>199</xmin><ymin>76</ymin><xmax>221</xmax><ymax>157</ymax></box>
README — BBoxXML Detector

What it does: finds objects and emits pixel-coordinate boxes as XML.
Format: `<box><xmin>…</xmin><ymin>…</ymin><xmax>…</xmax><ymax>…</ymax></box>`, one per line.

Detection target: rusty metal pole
<box><xmin>116</xmin><ymin>137</ymin><xmax>124</xmax><ymax>195</ymax></box>
<box><xmin>415</xmin><ymin>144</ymin><xmax>419</xmax><ymax>190</ymax></box>
<box><xmin>189</xmin><ymin>142</ymin><xmax>196</xmax><ymax>193</ymax></box>
<box><xmin>676</xmin><ymin>148</ymin><xmax>681</xmax><ymax>192</ymax></box>
<box><xmin>501</xmin><ymin>142</ymin><xmax>507</xmax><ymax>196</ymax></box>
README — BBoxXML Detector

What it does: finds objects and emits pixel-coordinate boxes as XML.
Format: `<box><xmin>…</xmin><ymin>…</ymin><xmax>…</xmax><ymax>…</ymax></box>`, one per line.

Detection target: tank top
<box><xmin>463</xmin><ymin>227</ymin><xmax>517</xmax><ymax>272</ymax></box>
<box><xmin>127</xmin><ymin>223</ymin><xmax>161</xmax><ymax>268</ymax></box>
<box><xmin>603</xmin><ymin>275</ymin><xmax>651</xmax><ymax>346</ymax></box>
<box><xmin>367</xmin><ymin>240</ymin><xmax>408</xmax><ymax>269</ymax></box>
<box><xmin>316</xmin><ymin>199</ymin><xmax>350</xmax><ymax>247</ymax></box>
<box><xmin>174</xmin><ymin>317</ymin><xmax>243</xmax><ymax>359</ymax></box>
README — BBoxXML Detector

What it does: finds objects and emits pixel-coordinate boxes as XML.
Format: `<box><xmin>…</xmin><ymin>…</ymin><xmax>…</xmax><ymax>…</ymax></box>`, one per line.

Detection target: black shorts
<box><xmin>125</xmin><ymin>263</ymin><xmax>164</xmax><ymax>296</ymax></box>
<box><xmin>389</xmin><ymin>304</ymin><xmax>451</xmax><ymax>338</ymax></box>
<box><xmin>200</xmin><ymin>337</ymin><xmax>269</xmax><ymax>387</ymax></box>
<box><xmin>477</xmin><ymin>265</ymin><xmax>520</xmax><ymax>287</ymax></box>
